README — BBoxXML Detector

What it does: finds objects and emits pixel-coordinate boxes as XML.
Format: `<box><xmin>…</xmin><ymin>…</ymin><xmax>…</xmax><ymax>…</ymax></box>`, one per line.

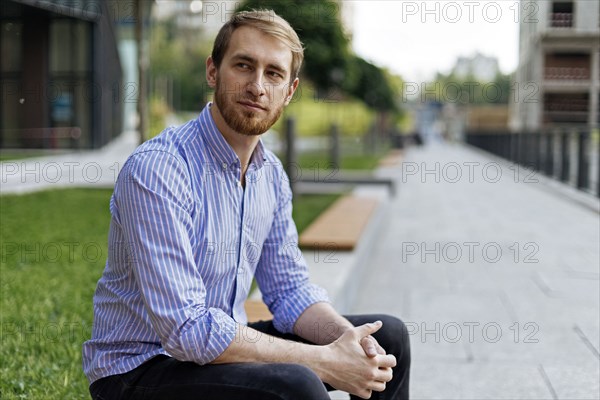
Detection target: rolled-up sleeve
<box><xmin>255</xmin><ymin>172</ymin><xmax>329</xmax><ymax>334</ymax></box>
<box><xmin>115</xmin><ymin>150</ymin><xmax>237</xmax><ymax>364</ymax></box>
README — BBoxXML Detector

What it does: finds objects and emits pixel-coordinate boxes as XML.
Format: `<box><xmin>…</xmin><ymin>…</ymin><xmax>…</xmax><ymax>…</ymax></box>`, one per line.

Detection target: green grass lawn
<box><xmin>0</xmin><ymin>188</ymin><xmax>337</xmax><ymax>399</ymax></box>
<box><xmin>273</xmin><ymin>149</ymin><xmax>389</xmax><ymax>184</ymax></box>
<box><xmin>295</xmin><ymin>151</ymin><xmax>387</xmax><ymax>171</ymax></box>
<box><xmin>0</xmin><ymin>150</ymin><xmax>55</xmax><ymax>162</ymax></box>
<box><xmin>0</xmin><ymin>189</ymin><xmax>112</xmax><ymax>399</ymax></box>
<box><xmin>292</xmin><ymin>193</ymin><xmax>339</xmax><ymax>233</ymax></box>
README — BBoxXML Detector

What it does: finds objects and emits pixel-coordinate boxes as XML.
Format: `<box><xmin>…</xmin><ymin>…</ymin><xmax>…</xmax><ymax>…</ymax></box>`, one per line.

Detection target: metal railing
<box><xmin>466</xmin><ymin>129</ymin><xmax>599</xmax><ymax>198</ymax></box>
<box><xmin>283</xmin><ymin>117</ymin><xmax>395</xmax><ymax>197</ymax></box>
<box><xmin>550</xmin><ymin>12</ymin><xmax>573</xmax><ymax>28</ymax></box>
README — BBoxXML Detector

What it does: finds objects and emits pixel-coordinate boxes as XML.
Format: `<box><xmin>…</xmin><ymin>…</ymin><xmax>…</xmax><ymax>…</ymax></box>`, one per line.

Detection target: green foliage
<box><xmin>273</xmin><ymin>84</ymin><xmax>375</xmax><ymax>137</ymax></box>
<box><xmin>346</xmin><ymin>56</ymin><xmax>397</xmax><ymax>112</ymax></box>
<box><xmin>427</xmin><ymin>72</ymin><xmax>512</xmax><ymax>105</ymax></box>
<box><xmin>149</xmin><ymin>96</ymin><xmax>170</xmax><ymax>138</ymax></box>
<box><xmin>149</xmin><ymin>20</ymin><xmax>212</xmax><ymax>111</ymax></box>
<box><xmin>238</xmin><ymin>0</ymin><xmax>353</xmax><ymax>92</ymax></box>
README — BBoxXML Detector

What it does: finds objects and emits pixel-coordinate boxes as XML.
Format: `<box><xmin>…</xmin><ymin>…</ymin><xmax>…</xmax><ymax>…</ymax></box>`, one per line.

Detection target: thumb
<box><xmin>353</xmin><ymin>320</ymin><xmax>383</xmax><ymax>338</ymax></box>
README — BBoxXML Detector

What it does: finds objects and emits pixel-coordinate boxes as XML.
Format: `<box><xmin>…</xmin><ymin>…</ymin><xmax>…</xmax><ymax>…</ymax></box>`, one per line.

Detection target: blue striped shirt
<box><xmin>82</xmin><ymin>103</ymin><xmax>329</xmax><ymax>384</ymax></box>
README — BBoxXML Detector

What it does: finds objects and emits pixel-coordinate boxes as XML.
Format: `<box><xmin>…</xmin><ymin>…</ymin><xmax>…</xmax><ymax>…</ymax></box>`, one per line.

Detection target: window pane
<box><xmin>1</xmin><ymin>22</ymin><xmax>23</xmax><ymax>72</ymax></box>
<box><xmin>73</xmin><ymin>21</ymin><xmax>91</xmax><ymax>72</ymax></box>
<box><xmin>551</xmin><ymin>1</ymin><xmax>574</xmax><ymax>28</ymax></box>
<box><xmin>50</xmin><ymin>20</ymin><xmax>72</xmax><ymax>72</ymax></box>
<box><xmin>1</xmin><ymin>80</ymin><xmax>22</xmax><ymax>146</ymax></box>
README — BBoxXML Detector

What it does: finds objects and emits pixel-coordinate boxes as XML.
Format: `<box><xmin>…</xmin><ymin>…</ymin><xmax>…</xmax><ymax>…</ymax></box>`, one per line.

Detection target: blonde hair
<box><xmin>211</xmin><ymin>10</ymin><xmax>304</xmax><ymax>81</ymax></box>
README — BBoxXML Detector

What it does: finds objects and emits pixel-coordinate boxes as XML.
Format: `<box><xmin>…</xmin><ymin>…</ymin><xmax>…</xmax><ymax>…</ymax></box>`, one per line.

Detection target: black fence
<box><xmin>466</xmin><ymin>130</ymin><xmax>600</xmax><ymax>198</ymax></box>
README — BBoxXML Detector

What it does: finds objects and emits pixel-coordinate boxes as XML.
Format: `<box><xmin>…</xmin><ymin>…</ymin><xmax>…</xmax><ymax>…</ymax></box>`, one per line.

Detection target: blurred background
<box><xmin>1</xmin><ymin>0</ymin><xmax>598</xmax><ymax>193</ymax></box>
<box><xmin>0</xmin><ymin>0</ymin><xmax>599</xmax><ymax>399</ymax></box>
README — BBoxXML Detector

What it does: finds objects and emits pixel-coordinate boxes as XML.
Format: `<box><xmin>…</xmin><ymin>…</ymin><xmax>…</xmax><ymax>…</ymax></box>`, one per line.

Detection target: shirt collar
<box><xmin>197</xmin><ymin>102</ymin><xmax>267</xmax><ymax>171</ymax></box>
<box><xmin>251</xmin><ymin>139</ymin><xmax>266</xmax><ymax>170</ymax></box>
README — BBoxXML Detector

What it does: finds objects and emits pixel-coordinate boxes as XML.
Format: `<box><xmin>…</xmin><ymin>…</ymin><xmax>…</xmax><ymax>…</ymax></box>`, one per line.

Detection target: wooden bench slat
<box><xmin>378</xmin><ymin>149</ymin><xmax>403</xmax><ymax>167</ymax></box>
<box><xmin>245</xmin><ymin>299</ymin><xmax>273</xmax><ymax>322</ymax></box>
<box><xmin>298</xmin><ymin>196</ymin><xmax>379</xmax><ymax>251</ymax></box>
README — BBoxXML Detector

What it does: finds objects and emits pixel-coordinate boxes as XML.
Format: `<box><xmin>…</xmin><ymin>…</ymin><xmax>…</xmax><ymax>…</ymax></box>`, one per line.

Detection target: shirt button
<box><xmin>222</xmin><ymin>162</ymin><xmax>227</xmax><ymax>170</ymax></box>
<box><xmin>237</xmin><ymin>181</ymin><xmax>242</xmax><ymax>187</ymax></box>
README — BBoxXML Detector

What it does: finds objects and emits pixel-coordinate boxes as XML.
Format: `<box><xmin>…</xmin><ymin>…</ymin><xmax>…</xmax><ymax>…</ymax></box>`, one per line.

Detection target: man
<box><xmin>83</xmin><ymin>10</ymin><xmax>410</xmax><ymax>400</ymax></box>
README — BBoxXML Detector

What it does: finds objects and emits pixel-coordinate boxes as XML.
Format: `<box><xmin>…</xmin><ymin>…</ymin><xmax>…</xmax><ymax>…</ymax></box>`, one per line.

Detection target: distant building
<box><xmin>452</xmin><ymin>52</ymin><xmax>500</xmax><ymax>82</ymax></box>
<box><xmin>0</xmin><ymin>0</ymin><xmax>137</xmax><ymax>149</ymax></box>
<box><xmin>510</xmin><ymin>0</ymin><xmax>600</xmax><ymax>131</ymax></box>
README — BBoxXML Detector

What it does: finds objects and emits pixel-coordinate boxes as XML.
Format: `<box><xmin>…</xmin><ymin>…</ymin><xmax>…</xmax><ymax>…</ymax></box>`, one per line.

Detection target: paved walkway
<box><xmin>353</xmin><ymin>142</ymin><xmax>600</xmax><ymax>399</ymax></box>
<box><xmin>1</xmin><ymin>130</ymin><xmax>139</xmax><ymax>195</ymax></box>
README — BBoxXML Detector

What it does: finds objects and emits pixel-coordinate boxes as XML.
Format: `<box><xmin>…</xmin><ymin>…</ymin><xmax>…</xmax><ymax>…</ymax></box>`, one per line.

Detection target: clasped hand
<box><xmin>323</xmin><ymin>321</ymin><xmax>396</xmax><ymax>399</ymax></box>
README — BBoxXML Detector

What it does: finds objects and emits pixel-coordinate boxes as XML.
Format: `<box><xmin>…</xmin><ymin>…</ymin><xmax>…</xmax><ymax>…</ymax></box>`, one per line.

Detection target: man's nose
<box><xmin>246</xmin><ymin>72</ymin><xmax>266</xmax><ymax>97</ymax></box>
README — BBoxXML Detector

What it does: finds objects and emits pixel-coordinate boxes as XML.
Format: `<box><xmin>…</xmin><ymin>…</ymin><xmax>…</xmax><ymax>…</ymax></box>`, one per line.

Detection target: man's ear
<box><xmin>284</xmin><ymin>78</ymin><xmax>300</xmax><ymax>106</ymax></box>
<box><xmin>206</xmin><ymin>56</ymin><xmax>217</xmax><ymax>89</ymax></box>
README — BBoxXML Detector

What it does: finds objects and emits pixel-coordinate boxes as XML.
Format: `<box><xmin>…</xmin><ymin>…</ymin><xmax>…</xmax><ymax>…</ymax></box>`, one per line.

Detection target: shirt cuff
<box><xmin>272</xmin><ymin>283</ymin><xmax>330</xmax><ymax>334</ymax></box>
<box><xmin>179</xmin><ymin>307</ymin><xmax>238</xmax><ymax>365</ymax></box>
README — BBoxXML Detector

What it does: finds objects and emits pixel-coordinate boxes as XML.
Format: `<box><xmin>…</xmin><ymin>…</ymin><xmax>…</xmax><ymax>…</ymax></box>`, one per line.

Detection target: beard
<box><xmin>214</xmin><ymin>78</ymin><xmax>285</xmax><ymax>136</ymax></box>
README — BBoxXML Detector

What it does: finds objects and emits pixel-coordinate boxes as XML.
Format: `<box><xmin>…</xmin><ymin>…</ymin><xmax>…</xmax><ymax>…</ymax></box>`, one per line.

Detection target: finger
<box><xmin>355</xmin><ymin>388</ymin><xmax>372</xmax><ymax>399</ymax></box>
<box><xmin>367</xmin><ymin>335</ymin><xmax>386</xmax><ymax>355</ymax></box>
<box><xmin>360</xmin><ymin>337</ymin><xmax>378</xmax><ymax>357</ymax></box>
<box><xmin>376</xmin><ymin>354</ymin><xmax>397</xmax><ymax>369</ymax></box>
<box><xmin>353</xmin><ymin>321</ymin><xmax>383</xmax><ymax>339</ymax></box>
<box><xmin>368</xmin><ymin>380</ymin><xmax>387</xmax><ymax>392</ymax></box>
<box><xmin>375</xmin><ymin>367</ymin><xmax>393</xmax><ymax>383</ymax></box>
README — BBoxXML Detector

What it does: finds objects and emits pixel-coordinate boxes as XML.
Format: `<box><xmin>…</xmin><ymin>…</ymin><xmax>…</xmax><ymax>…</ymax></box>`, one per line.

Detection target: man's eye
<box><xmin>268</xmin><ymin>71</ymin><xmax>282</xmax><ymax>79</ymax></box>
<box><xmin>237</xmin><ymin>63</ymin><xmax>250</xmax><ymax>69</ymax></box>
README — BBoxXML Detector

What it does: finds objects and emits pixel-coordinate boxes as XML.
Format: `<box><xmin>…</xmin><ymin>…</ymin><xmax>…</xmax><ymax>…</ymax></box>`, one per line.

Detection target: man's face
<box><xmin>207</xmin><ymin>26</ymin><xmax>298</xmax><ymax>136</ymax></box>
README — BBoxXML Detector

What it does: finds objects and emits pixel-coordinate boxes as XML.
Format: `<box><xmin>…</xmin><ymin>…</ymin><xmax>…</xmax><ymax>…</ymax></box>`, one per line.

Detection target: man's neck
<box><xmin>210</xmin><ymin>103</ymin><xmax>261</xmax><ymax>184</ymax></box>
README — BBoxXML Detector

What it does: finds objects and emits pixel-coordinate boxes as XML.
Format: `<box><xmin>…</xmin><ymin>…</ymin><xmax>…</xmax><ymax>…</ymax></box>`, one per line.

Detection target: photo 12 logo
<box><xmin>1</xmin><ymin>161</ymin><xmax>123</xmax><ymax>185</ymax></box>
<box><xmin>1</xmin><ymin>241</ymin><xmax>103</xmax><ymax>264</ymax></box>
<box><xmin>401</xmin><ymin>242</ymin><xmax>540</xmax><ymax>264</ymax></box>
<box><xmin>399</xmin><ymin>1</ymin><xmax>539</xmax><ymax>24</ymax></box>
<box><xmin>406</xmin><ymin>321</ymin><xmax>540</xmax><ymax>344</ymax></box>
<box><xmin>401</xmin><ymin>162</ymin><xmax>539</xmax><ymax>184</ymax></box>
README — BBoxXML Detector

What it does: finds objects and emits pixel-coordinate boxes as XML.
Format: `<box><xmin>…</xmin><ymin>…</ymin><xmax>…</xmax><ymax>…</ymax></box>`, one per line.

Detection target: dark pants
<box><xmin>89</xmin><ymin>314</ymin><xmax>411</xmax><ymax>400</ymax></box>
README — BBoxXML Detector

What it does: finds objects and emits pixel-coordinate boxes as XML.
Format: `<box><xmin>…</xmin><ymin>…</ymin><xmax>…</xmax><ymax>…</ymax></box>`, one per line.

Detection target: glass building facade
<box><xmin>0</xmin><ymin>0</ymin><xmax>123</xmax><ymax>149</ymax></box>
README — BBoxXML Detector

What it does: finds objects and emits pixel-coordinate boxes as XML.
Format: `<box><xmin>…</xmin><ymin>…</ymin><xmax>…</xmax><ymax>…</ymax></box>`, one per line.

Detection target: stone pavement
<box><xmin>352</xmin><ymin>142</ymin><xmax>600</xmax><ymax>399</ymax></box>
<box><xmin>1</xmin><ymin>130</ymin><xmax>139</xmax><ymax>195</ymax></box>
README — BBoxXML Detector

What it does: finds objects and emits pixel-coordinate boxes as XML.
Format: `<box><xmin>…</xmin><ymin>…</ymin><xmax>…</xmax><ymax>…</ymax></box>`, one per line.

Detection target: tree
<box><xmin>427</xmin><ymin>72</ymin><xmax>512</xmax><ymax>105</ymax></box>
<box><xmin>150</xmin><ymin>20</ymin><xmax>212</xmax><ymax>111</ymax></box>
<box><xmin>347</xmin><ymin>56</ymin><xmax>397</xmax><ymax>112</ymax></box>
<box><xmin>238</xmin><ymin>0</ymin><xmax>353</xmax><ymax>93</ymax></box>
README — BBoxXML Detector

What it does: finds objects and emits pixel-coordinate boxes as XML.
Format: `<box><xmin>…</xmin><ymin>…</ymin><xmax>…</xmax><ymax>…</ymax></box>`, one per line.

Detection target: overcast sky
<box><xmin>351</xmin><ymin>0</ymin><xmax>521</xmax><ymax>82</ymax></box>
